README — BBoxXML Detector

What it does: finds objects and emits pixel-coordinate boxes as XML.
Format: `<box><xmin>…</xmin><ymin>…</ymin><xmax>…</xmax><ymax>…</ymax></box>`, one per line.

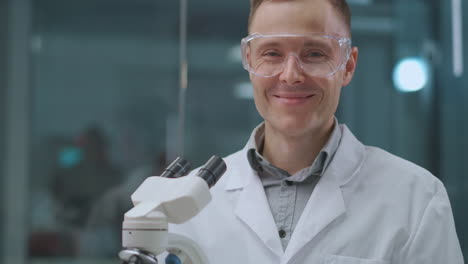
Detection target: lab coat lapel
<box><xmin>233</xmin><ymin>165</ymin><xmax>283</xmax><ymax>257</ymax></box>
<box><xmin>282</xmin><ymin>168</ymin><xmax>346</xmax><ymax>262</ymax></box>
<box><xmin>283</xmin><ymin>125</ymin><xmax>365</xmax><ymax>263</ymax></box>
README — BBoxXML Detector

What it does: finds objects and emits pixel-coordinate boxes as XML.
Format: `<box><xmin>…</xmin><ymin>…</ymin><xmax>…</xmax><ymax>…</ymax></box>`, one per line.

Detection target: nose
<box><xmin>278</xmin><ymin>54</ymin><xmax>305</xmax><ymax>86</ymax></box>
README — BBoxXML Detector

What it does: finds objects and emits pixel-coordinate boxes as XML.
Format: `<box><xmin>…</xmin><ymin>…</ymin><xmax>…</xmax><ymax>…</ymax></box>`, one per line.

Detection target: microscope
<box><xmin>118</xmin><ymin>156</ymin><xmax>226</xmax><ymax>264</ymax></box>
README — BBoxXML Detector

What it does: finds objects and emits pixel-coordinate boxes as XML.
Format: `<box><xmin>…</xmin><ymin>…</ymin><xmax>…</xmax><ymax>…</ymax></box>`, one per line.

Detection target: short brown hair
<box><xmin>248</xmin><ymin>0</ymin><xmax>351</xmax><ymax>34</ymax></box>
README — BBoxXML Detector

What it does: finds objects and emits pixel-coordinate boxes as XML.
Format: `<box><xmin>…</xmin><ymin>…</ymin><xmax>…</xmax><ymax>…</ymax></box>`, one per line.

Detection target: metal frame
<box><xmin>2</xmin><ymin>0</ymin><xmax>32</xmax><ymax>263</ymax></box>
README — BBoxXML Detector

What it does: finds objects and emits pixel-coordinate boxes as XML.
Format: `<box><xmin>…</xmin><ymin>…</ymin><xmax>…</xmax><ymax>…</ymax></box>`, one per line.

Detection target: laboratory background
<box><xmin>0</xmin><ymin>0</ymin><xmax>467</xmax><ymax>263</ymax></box>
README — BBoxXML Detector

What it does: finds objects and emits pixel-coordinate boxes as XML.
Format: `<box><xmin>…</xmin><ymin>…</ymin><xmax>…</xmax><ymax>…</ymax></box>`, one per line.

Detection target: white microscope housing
<box><xmin>119</xmin><ymin>156</ymin><xmax>226</xmax><ymax>264</ymax></box>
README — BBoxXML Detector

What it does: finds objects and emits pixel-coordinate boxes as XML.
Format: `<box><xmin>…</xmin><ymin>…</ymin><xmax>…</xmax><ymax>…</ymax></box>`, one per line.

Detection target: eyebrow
<box><xmin>303</xmin><ymin>39</ymin><xmax>330</xmax><ymax>46</ymax></box>
<box><xmin>253</xmin><ymin>38</ymin><xmax>334</xmax><ymax>51</ymax></box>
<box><xmin>254</xmin><ymin>40</ymin><xmax>282</xmax><ymax>48</ymax></box>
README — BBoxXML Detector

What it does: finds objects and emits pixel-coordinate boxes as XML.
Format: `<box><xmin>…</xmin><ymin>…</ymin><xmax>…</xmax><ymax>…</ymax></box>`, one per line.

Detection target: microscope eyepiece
<box><xmin>196</xmin><ymin>156</ymin><xmax>226</xmax><ymax>188</ymax></box>
<box><xmin>160</xmin><ymin>157</ymin><xmax>191</xmax><ymax>178</ymax></box>
<box><xmin>160</xmin><ymin>155</ymin><xmax>226</xmax><ymax>187</ymax></box>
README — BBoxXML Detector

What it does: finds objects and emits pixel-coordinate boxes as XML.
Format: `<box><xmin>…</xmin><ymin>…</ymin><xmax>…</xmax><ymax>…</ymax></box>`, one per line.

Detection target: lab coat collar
<box><xmin>224</xmin><ymin>124</ymin><xmax>364</xmax><ymax>190</ymax></box>
<box><xmin>223</xmin><ymin>147</ymin><xmax>284</xmax><ymax>257</ymax></box>
<box><xmin>234</xmin><ymin>168</ymin><xmax>284</xmax><ymax>257</ymax></box>
<box><xmin>223</xmin><ymin>147</ymin><xmax>252</xmax><ymax>191</ymax></box>
<box><xmin>285</xmin><ymin>125</ymin><xmax>366</xmax><ymax>262</ymax></box>
<box><xmin>223</xmin><ymin>125</ymin><xmax>366</xmax><ymax>261</ymax></box>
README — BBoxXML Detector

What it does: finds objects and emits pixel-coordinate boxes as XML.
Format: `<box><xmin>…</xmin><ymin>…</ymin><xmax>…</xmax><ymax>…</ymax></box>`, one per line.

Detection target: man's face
<box><xmin>248</xmin><ymin>0</ymin><xmax>358</xmax><ymax>138</ymax></box>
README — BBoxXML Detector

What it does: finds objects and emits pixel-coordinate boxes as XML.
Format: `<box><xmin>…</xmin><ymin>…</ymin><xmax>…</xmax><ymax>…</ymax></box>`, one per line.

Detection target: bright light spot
<box><xmin>233</xmin><ymin>82</ymin><xmax>253</xmax><ymax>99</ymax></box>
<box><xmin>227</xmin><ymin>44</ymin><xmax>242</xmax><ymax>63</ymax></box>
<box><xmin>393</xmin><ymin>57</ymin><xmax>430</xmax><ymax>92</ymax></box>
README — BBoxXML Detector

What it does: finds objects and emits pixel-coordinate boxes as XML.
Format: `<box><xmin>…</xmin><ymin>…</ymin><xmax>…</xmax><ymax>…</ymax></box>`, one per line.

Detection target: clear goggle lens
<box><xmin>241</xmin><ymin>33</ymin><xmax>351</xmax><ymax>78</ymax></box>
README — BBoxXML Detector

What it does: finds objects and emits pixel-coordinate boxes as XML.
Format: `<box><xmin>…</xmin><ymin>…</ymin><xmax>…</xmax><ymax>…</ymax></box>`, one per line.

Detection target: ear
<box><xmin>342</xmin><ymin>47</ymin><xmax>358</xmax><ymax>87</ymax></box>
<box><xmin>245</xmin><ymin>46</ymin><xmax>255</xmax><ymax>81</ymax></box>
<box><xmin>246</xmin><ymin>45</ymin><xmax>251</xmax><ymax>63</ymax></box>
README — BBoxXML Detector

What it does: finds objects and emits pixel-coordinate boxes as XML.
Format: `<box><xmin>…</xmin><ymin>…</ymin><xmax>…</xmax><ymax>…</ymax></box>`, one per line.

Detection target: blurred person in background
<box><xmin>79</xmin><ymin>152</ymin><xmax>168</xmax><ymax>257</ymax></box>
<box><xmin>51</xmin><ymin>126</ymin><xmax>122</xmax><ymax>231</ymax></box>
<box><xmin>29</xmin><ymin>126</ymin><xmax>123</xmax><ymax>257</ymax></box>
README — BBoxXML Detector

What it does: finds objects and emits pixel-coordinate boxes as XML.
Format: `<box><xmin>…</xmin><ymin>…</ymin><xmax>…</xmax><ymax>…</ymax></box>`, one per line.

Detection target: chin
<box><xmin>269</xmin><ymin>116</ymin><xmax>322</xmax><ymax>137</ymax></box>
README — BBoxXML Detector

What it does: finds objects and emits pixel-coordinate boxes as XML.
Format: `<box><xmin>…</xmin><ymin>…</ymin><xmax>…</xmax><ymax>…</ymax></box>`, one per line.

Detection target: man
<box><xmin>171</xmin><ymin>0</ymin><xmax>464</xmax><ymax>263</ymax></box>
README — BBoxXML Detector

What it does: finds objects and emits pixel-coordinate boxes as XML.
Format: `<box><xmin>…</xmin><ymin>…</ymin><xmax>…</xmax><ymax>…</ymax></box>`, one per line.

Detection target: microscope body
<box><xmin>120</xmin><ymin>174</ymin><xmax>212</xmax><ymax>264</ymax></box>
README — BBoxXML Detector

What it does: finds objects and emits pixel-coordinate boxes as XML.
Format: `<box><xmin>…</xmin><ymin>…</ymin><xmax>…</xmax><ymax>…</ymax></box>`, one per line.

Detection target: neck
<box><xmin>261</xmin><ymin>119</ymin><xmax>334</xmax><ymax>175</ymax></box>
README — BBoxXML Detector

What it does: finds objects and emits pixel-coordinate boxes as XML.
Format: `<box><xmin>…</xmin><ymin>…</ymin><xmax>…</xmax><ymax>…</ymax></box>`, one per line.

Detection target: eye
<box><xmin>305</xmin><ymin>51</ymin><xmax>325</xmax><ymax>57</ymax></box>
<box><xmin>302</xmin><ymin>49</ymin><xmax>328</xmax><ymax>63</ymax></box>
<box><xmin>262</xmin><ymin>50</ymin><xmax>282</xmax><ymax>57</ymax></box>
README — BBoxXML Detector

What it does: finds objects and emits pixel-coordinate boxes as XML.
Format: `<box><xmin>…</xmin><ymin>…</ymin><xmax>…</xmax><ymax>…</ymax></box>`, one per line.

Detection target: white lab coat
<box><xmin>171</xmin><ymin>125</ymin><xmax>464</xmax><ymax>264</ymax></box>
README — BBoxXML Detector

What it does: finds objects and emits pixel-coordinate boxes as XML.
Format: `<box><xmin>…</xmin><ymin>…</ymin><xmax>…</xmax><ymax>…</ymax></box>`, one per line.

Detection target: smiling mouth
<box><xmin>272</xmin><ymin>94</ymin><xmax>315</xmax><ymax>105</ymax></box>
<box><xmin>273</xmin><ymin>95</ymin><xmax>314</xmax><ymax>99</ymax></box>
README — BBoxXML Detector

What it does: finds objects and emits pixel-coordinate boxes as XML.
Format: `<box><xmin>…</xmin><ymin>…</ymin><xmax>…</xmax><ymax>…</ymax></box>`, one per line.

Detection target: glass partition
<box><xmin>28</xmin><ymin>0</ymin><xmax>179</xmax><ymax>261</ymax></box>
<box><xmin>438</xmin><ymin>0</ymin><xmax>468</xmax><ymax>254</ymax></box>
<box><xmin>0</xmin><ymin>0</ymin><xmax>6</xmax><ymax>256</ymax></box>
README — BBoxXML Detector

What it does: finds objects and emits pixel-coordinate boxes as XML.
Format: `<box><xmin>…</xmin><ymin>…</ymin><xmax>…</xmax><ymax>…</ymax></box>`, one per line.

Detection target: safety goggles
<box><xmin>241</xmin><ymin>33</ymin><xmax>352</xmax><ymax>78</ymax></box>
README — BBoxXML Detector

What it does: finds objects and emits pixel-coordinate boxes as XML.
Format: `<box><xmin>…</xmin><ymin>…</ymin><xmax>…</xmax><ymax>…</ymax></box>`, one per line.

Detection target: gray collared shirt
<box><xmin>246</xmin><ymin>118</ymin><xmax>342</xmax><ymax>250</ymax></box>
